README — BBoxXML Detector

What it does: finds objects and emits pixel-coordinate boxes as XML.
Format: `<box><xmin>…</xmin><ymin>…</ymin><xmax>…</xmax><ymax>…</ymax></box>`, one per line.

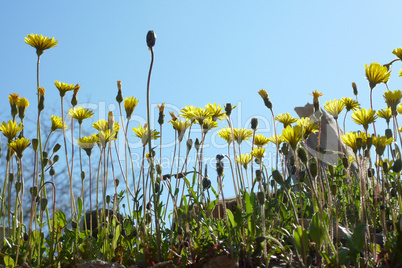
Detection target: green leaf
<box><xmin>244</xmin><ymin>191</ymin><xmax>253</xmax><ymax>215</ymax></box>
<box><xmin>226</xmin><ymin>209</ymin><xmax>236</xmax><ymax>227</ymax></box>
<box><xmin>309</xmin><ymin>212</ymin><xmax>327</xmax><ymax>248</ymax></box>
<box><xmin>4</xmin><ymin>255</ymin><xmax>15</xmax><ymax>267</ymax></box>
<box><xmin>351</xmin><ymin>224</ymin><xmax>366</xmax><ymax>252</ymax></box>
<box><xmin>293</xmin><ymin>226</ymin><xmax>309</xmax><ymax>256</ymax></box>
<box><xmin>77</xmin><ymin>197</ymin><xmax>83</xmax><ymax>219</ymax></box>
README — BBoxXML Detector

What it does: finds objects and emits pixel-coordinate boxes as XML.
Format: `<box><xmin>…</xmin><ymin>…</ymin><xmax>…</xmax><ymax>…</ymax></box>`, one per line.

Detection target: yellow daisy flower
<box><xmin>8</xmin><ymin>137</ymin><xmax>31</xmax><ymax>159</ymax></box>
<box><xmin>324</xmin><ymin>99</ymin><xmax>345</xmax><ymax>120</ymax></box>
<box><xmin>132</xmin><ymin>124</ymin><xmax>160</xmax><ymax>146</ymax></box>
<box><xmin>180</xmin><ymin>105</ymin><xmax>197</xmax><ymax>121</ymax></box>
<box><xmin>351</xmin><ymin>108</ymin><xmax>377</xmax><ymax>131</ymax></box>
<box><xmin>25</xmin><ymin>34</ymin><xmax>58</xmax><ymax>56</ymax></box>
<box><xmin>384</xmin><ymin>90</ymin><xmax>402</xmax><ymax>116</ymax></box>
<box><xmin>236</xmin><ymin>154</ymin><xmax>252</xmax><ymax>169</ymax></box>
<box><xmin>233</xmin><ymin>128</ymin><xmax>253</xmax><ymax>144</ymax></box>
<box><xmin>254</xmin><ymin>134</ymin><xmax>270</xmax><ymax>147</ymax></box>
<box><xmin>201</xmin><ymin>118</ymin><xmax>219</xmax><ymax>134</ymax></box>
<box><xmin>341</xmin><ymin>97</ymin><xmax>360</xmax><ymax>112</ymax></box>
<box><xmin>17</xmin><ymin>97</ymin><xmax>29</xmax><ymax>119</ymax></box>
<box><xmin>0</xmin><ymin>121</ymin><xmax>23</xmax><ymax>141</ymax></box>
<box><xmin>218</xmin><ymin>127</ymin><xmax>233</xmax><ymax>144</ymax></box>
<box><xmin>68</xmin><ymin>107</ymin><xmax>94</xmax><ymax>124</ymax></box>
<box><xmin>97</xmin><ymin>129</ymin><xmax>116</xmax><ymax>148</ymax></box>
<box><xmin>297</xmin><ymin>117</ymin><xmax>319</xmax><ymax>139</ymax></box>
<box><xmin>170</xmin><ymin>120</ymin><xmax>191</xmax><ymax>142</ymax></box>
<box><xmin>341</xmin><ymin>132</ymin><xmax>359</xmax><ymax>154</ymax></box>
<box><xmin>267</xmin><ymin>134</ymin><xmax>284</xmax><ymax>148</ymax></box>
<box><xmin>55</xmin><ymin>81</ymin><xmax>80</xmax><ymax>98</ymax></box>
<box><xmin>282</xmin><ymin>125</ymin><xmax>303</xmax><ymax>151</ymax></box>
<box><xmin>192</xmin><ymin>107</ymin><xmax>212</xmax><ymax>125</ymax></box>
<box><xmin>372</xmin><ymin>135</ymin><xmax>394</xmax><ymax>156</ymax></box>
<box><xmin>275</xmin><ymin>113</ymin><xmax>298</xmax><ymax>128</ymax></box>
<box><xmin>310</xmin><ymin>90</ymin><xmax>323</xmax><ymax>110</ymax></box>
<box><xmin>77</xmin><ymin>134</ymin><xmax>98</xmax><ymax>156</ymax></box>
<box><xmin>124</xmin><ymin>97</ymin><xmax>139</xmax><ymax>119</ymax></box>
<box><xmin>51</xmin><ymin>115</ymin><xmax>67</xmax><ymax>132</ymax></box>
<box><xmin>251</xmin><ymin>147</ymin><xmax>266</xmax><ymax>161</ymax></box>
<box><xmin>365</xmin><ymin>62</ymin><xmax>391</xmax><ymax>89</ymax></box>
<box><xmin>376</xmin><ymin>107</ymin><xmax>392</xmax><ymax>125</ymax></box>
<box><xmin>392</xmin><ymin>48</ymin><xmax>402</xmax><ymax>61</ymax></box>
<box><xmin>205</xmin><ymin>103</ymin><xmax>226</xmax><ymax>121</ymax></box>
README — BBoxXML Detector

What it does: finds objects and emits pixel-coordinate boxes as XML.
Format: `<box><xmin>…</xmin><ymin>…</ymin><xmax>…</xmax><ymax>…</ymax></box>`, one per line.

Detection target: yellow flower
<box><xmin>310</xmin><ymin>90</ymin><xmax>323</xmax><ymax>104</ymax></box>
<box><xmin>365</xmin><ymin>62</ymin><xmax>391</xmax><ymax>89</ymax></box>
<box><xmin>55</xmin><ymin>81</ymin><xmax>80</xmax><ymax>97</ymax></box>
<box><xmin>205</xmin><ymin>103</ymin><xmax>226</xmax><ymax>121</ymax></box>
<box><xmin>351</xmin><ymin>108</ymin><xmax>377</xmax><ymax>131</ymax></box>
<box><xmin>251</xmin><ymin>147</ymin><xmax>266</xmax><ymax>160</ymax></box>
<box><xmin>0</xmin><ymin>121</ymin><xmax>23</xmax><ymax>141</ymax></box>
<box><xmin>233</xmin><ymin>128</ymin><xmax>253</xmax><ymax>144</ymax></box>
<box><xmin>392</xmin><ymin>48</ymin><xmax>402</xmax><ymax>61</ymax></box>
<box><xmin>384</xmin><ymin>90</ymin><xmax>402</xmax><ymax>116</ymax></box>
<box><xmin>400</xmin><ymin>69</ymin><xmax>402</xmax><ymax>77</ymax></box>
<box><xmin>341</xmin><ymin>132</ymin><xmax>359</xmax><ymax>154</ymax></box>
<box><xmin>254</xmin><ymin>134</ymin><xmax>270</xmax><ymax>147</ymax></box>
<box><xmin>132</xmin><ymin>124</ymin><xmax>160</xmax><ymax>146</ymax></box>
<box><xmin>324</xmin><ymin>99</ymin><xmax>345</xmax><ymax>120</ymax></box>
<box><xmin>201</xmin><ymin>118</ymin><xmax>219</xmax><ymax>134</ymax></box>
<box><xmin>17</xmin><ymin>97</ymin><xmax>29</xmax><ymax>119</ymax></box>
<box><xmin>397</xmin><ymin>103</ymin><xmax>402</xmax><ymax>114</ymax></box>
<box><xmin>192</xmin><ymin>108</ymin><xmax>212</xmax><ymax>125</ymax></box>
<box><xmin>8</xmin><ymin>137</ymin><xmax>30</xmax><ymax>159</ymax></box>
<box><xmin>282</xmin><ymin>125</ymin><xmax>303</xmax><ymax>151</ymax></box>
<box><xmin>92</xmin><ymin>119</ymin><xmax>119</xmax><ymax>134</ymax></box>
<box><xmin>376</xmin><ymin>107</ymin><xmax>392</xmax><ymax>125</ymax></box>
<box><xmin>341</xmin><ymin>97</ymin><xmax>360</xmax><ymax>112</ymax></box>
<box><xmin>180</xmin><ymin>105</ymin><xmax>197</xmax><ymax>121</ymax></box>
<box><xmin>236</xmin><ymin>154</ymin><xmax>252</xmax><ymax>169</ymax></box>
<box><xmin>297</xmin><ymin>117</ymin><xmax>319</xmax><ymax>139</ymax></box>
<box><xmin>51</xmin><ymin>115</ymin><xmax>67</xmax><ymax>132</ymax></box>
<box><xmin>170</xmin><ymin>120</ymin><xmax>191</xmax><ymax>142</ymax></box>
<box><xmin>267</xmin><ymin>134</ymin><xmax>284</xmax><ymax>148</ymax></box>
<box><xmin>218</xmin><ymin>127</ymin><xmax>233</xmax><ymax>144</ymax></box>
<box><xmin>68</xmin><ymin>107</ymin><xmax>94</xmax><ymax>124</ymax></box>
<box><xmin>25</xmin><ymin>34</ymin><xmax>58</xmax><ymax>56</ymax></box>
<box><xmin>275</xmin><ymin>113</ymin><xmax>298</xmax><ymax>128</ymax></box>
<box><xmin>77</xmin><ymin>134</ymin><xmax>98</xmax><ymax>156</ymax></box>
<box><xmin>8</xmin><ymin>93</ymin><xmax>19</xmax><ymax>106</ymax></box>
<box><xmin>372</xmin><ymin>135</ymin><xmax>394</xmax><ymax>156</ymax></box>
<box><xmin>97</xmin><ymin>129</ymin><xmax>116</xmax><ymax>148</ymax></box>
<box><xmin>124</xmin><ymin>97</ymin><xmax>139</xmax><ymax>119</ymax></box>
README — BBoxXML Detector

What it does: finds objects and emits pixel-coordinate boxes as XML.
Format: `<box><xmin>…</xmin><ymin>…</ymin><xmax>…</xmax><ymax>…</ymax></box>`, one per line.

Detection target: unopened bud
<box><xmin>251</xmin><ymin>117</ymin><xmax>258</xmax><ymax>131</ymax></box>
<box><xmin>352</xmin><ymin>82</ymin><xmax>358</xmax><ymax>96</ymax></box>
<box><xmin>146</xmin><ymin>30</ymin><xmax>156</xmax><ymax>48</ymax></box>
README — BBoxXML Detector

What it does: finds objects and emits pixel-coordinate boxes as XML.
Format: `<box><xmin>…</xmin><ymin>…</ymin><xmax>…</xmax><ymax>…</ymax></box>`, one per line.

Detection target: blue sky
<box><xmin>1</xmin><ymin>1</ymin><xmax>402</xmax><ymax>203</ymax></box>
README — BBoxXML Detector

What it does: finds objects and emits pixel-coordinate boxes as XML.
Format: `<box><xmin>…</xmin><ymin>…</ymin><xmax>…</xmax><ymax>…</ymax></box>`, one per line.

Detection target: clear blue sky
<box><xmin>1</xmin><ymin>1</ymin><xmax>402</xmax><ymax>201</ymax></box>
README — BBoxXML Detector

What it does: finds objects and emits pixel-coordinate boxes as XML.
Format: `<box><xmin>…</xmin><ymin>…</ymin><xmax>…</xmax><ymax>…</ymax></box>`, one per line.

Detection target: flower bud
<box><xmin>32</xmin><ymin>139</ymin><xmax>39</xmax><ymax>152</ymax></box>
<box><xmin>272</xmin><ymin>170</ymin><xmax>283</xmax><ymax>185</ymax></box>
<box><xmin>328</xmin><ymin>164</ymin><xmax>335</xmax><ymax>176</ymax></box>
<box><xmin>255</xmin><ymin>170</ymin><xmax>261</xmax><ymax>181</ymax></box>
<box><xmin>392</xmin><ymin>158</ymin><xmax>402</xmax><ymax>173</ymax></box>
<box><xmin>202</xmin><ymin>177</ymin><xmax>211</xmax><ymax>190</ymax></box>
<box><xmin>156</xmin><ymin>164</ymin><xmax>162</xmax><ymax>175</ymax></box>
<box><xmin>216</xmin><ymin>160</ymin><xmax>224</xmax><ymax>177</ymax></box>
<box><xmin>297</xmin><ymin>147</ymin><xmax>308</xmax><ymax>165</ymax></box>
<box><xmin>146</xmin><ymin>30</ymin><xmax>156</xmax><ymax>48</ymax></box>
<box><xmin>385</xmin><ymin>129</ymin><xmax>393</xmax><ymax>139</ymax></box>
<box><xmin>49</xmin><ymin>166</ymin><xmax>55</xmax><ymax>176</ymax></box>
<box><xmin>194</xmin><ymin>138</ymin><xmax>201</xmax><ymax>151</ymax></box>
<box><xmin>187</xmin><ymin>139</ymin><xmax>193</xmax><ymax>152</ymax></box>
<box><xmin>106</xmin><ymin>195</ymin><xmax>111</xmax><ymax>204</ymax></box>
<box><xmin>367</xmin><ymin>167</ymin><xmax>375</xmax><ymax>177</ymax></box>
<box><xmin>81</xmin><ymin>171</ymin><xmax>85</xmax><ymax>181</ymax></box>
<box><xmin>309</xmin><ymin>157</ymin><xmax>318</xmax><ymax>178</ymax></box>
<box><xmin>30</xmin><ymin>186</ymin><xmax>38</xmax><ymax>198</ymax></box>
<box><xmin>225</xmin><ymin>103</ymin><xmax>232</xmax><ymax>116</ymax></box>
<box><xmin>53</xmin><ymin>155</ymin><xmax>59</xmax><ymax>164</ymax></box>
<box><xmin>383</xmin><ymin>161</ymin><xmax>389</xmax><ymax>174</ymax></box>
<box><xmin>342</xmin><ymin>156</ymin><xmax>349</xmax><ymax>169</ymax></box>
<box><xmin>40</xmin><ymin>198</ymin><xmax>48</xmax><ymax>211</ymax></box>
<box><xmin>116</xmin><ymin>81</ymin><xmax>123</xmax><ymax>104</ymax></box>
<box><xmin>352</xmin><ymin>82</ymin><xmax>358</xmax><ymax>96</ymax></box>
<box><xmin>251</xmin><ymin>117</ymin><xmax>258</xmax><ymax>131</ymax></box>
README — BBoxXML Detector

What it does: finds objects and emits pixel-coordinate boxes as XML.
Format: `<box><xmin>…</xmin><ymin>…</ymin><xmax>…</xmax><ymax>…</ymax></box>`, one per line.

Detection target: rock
<box><xmin>294</xmin><ymin>103</ymin><xmax>357</xmax><ymax>172</ymax></box>
<box><xmin>152</xmin><ymin>260</ymin><xmax>176</xmax><ymax>268</ymax></box>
